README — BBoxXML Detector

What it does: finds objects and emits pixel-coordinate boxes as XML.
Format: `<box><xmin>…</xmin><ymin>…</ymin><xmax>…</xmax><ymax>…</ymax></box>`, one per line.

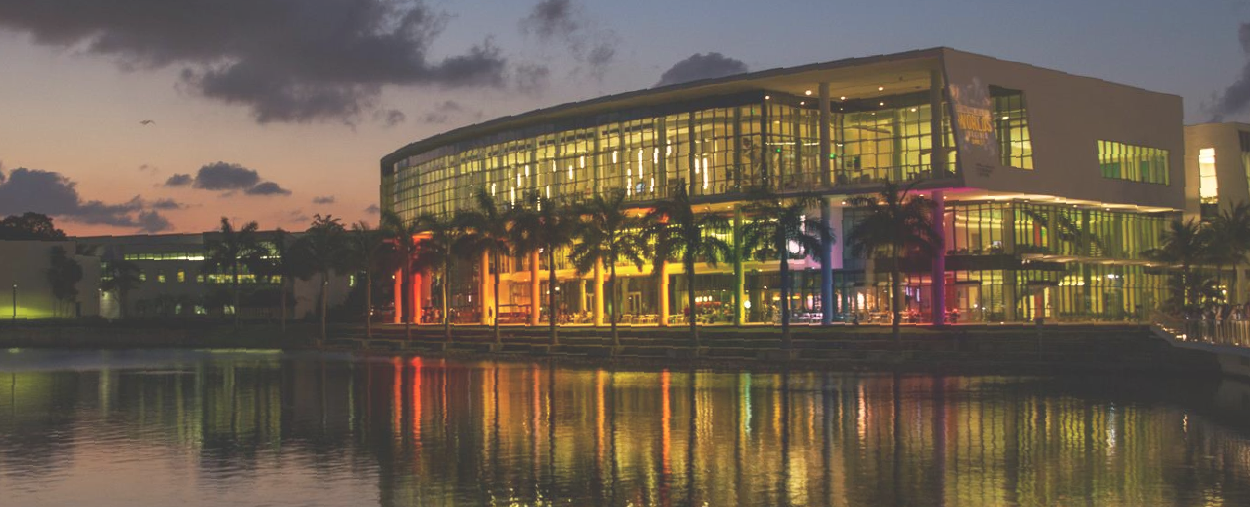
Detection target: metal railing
<box><xmin>1152</xmin><ymin>312</ymin><xmax>1250</xmax><ymax>349</ymax></box>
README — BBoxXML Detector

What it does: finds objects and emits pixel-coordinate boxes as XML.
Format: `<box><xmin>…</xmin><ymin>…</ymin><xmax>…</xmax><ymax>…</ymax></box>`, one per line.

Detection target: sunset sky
<box><xmin>0</xmin><ymin>0</ymin><xmax>1246</xmax><ymax>235</ymax></box>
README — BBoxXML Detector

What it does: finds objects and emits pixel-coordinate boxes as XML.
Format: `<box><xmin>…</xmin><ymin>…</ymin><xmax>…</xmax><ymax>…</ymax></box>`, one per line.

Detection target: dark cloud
<box><xmin>192</xmin><ymin>161</ymin><xmax>260</xmax><ymax>190</ymax></box>
<box><xmin>149</xmin><ymin>198</ymin><xmax>184</xmax><ymax>210</ymax></box>
<box><xmin>164</xmin><ymin>173</ymin><xmax>192</xmax><ymax>186</ymax></box>
<box><xmin>376</xmin><ymin>109</ymin><xmax>406</xmax><ymax>127</ymax></box>
<box><xmin>519</xmin><ymin>0</ymin><xmax>616</xmax><ymax>79</ymax></box>
<box><xmin>514</xmin><ymin>64</ymin><xmax>551</xmax><ymax>96</ymax></box>
<box><xmin>422</xmin><ymin>100</ymin><xmax>467</xmax><ymax>124</ymax></box>
<box><xmin>365</xmin><ymin>204</ymin><xmax>381</xmax><ymax>214</ymax></box>
<box><xmin>312</xmin><ymin>195</ymin><xmax>335</xmax><ymax>205</ymax></box>
<box><xmin>655</xmin><ymin>53</ymin><xmax>749</xmax><ymax>87</ymax></box>
<box><xmin>245</xmin><ymin>182</ymin><xmax>292</xmax><ymax>196</ymax></box>
<box><xmin>0</xmin><ymin>0</ymin><xmax>508</xmax><ymax>123</ymax></box>
<box><xmin>286</xmin><ymin>209</ymin><xmax>311</xmax><ymax>224</ymax></box>
<box><xmin>1209</xmin><ymin>22</ymin><xmax>1250</xmax><ymax>120</ymax></box>
<box><xmin>137</xmin><ymin>163</ymin><xmax>158</xmax><ymax>174</ymax></box>
<box><xmin>0</xmin><ymin>167</ymin><xmax>172</xmax><ymax>232</ymax></box>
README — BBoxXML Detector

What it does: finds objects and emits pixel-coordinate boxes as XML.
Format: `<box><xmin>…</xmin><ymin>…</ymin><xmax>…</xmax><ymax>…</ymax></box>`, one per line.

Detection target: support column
<box><xmin>819</xmin><ymin>82</ymin><xmax>834</xmax><ymax>327</ymax></box>
<box><xmin>530</xmin><ymin>251</ymin><xmax>541</xmax><ymax>326</ymax></box>
<box><xmin>480</xmin><ymin>252</ymin><xmax>491</xmax><ymax>325</ymax></box>
<box><xmin>593</xmin><ymin>260</ymin><xmax>605</xmax><ymax>326</ymax></box>
<box><xmin>931</xmin><ymin>190</ymin><xmax>947</xmax><ymax>326</ymax></box>
<box><xmin>733</xmin><ymin>206</ymin><xmax>745</xmax><ymax>326</ymax></box>
<box><xmin>393</xmin><ymin>268</ymin><xmax>403</xmax><ymax>324</ymax></box>
<box><xmin>577</xmin><ymin>278</ymin><xmax>587</xmax><ymax>314</ymax></box>
<box><xmin>411</xmin><ymin>271</ymin><xmax>423</xmax><ymax>325</ymax></box>
<box><xmin>659</xmin><ymin>261</ymin><xmax>670</xmax><ymax>327</ymax></box>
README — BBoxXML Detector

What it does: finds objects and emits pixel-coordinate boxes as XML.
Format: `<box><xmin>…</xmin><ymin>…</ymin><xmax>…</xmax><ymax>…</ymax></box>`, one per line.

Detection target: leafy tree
<box><xmin>381</xmin><ymin>210</ymin><xmax>421</xmax><ymax>341</ymax></box>
<box><xmin>644</xmin><ymin>181</ymin><xmax>731</xmax><ymax>347</ymax></box>
<box><xmin>293</xmin><ymin>214</ymin><xmax>349</xmax><ymax>343</ymax></box>
<box><xmin>411</xmin><ymin>212</ymin><xmax>465</xmax><ymax>343</ymax></box>
<box><xmin>455</xmin><ymin>189</ymin><xmax>513</xmax><ymax>345</ymax></box>
<box><xmin>46</xmin><ymin>246</ymin><xmax>83</xmax><ymax>317</ymax></box>
<box><xmin>569</xmin><ymin>189</ymin><xmax>647</xmax><ymax>347</ymax></box>
<box><xmin>203</xmin><ymin>217</ymin><xmax>265</xmax><ymax>328</ymax></box>
<box><xmin>0</xmin><ymin>212</ymin><xmax>66</xmax><ymax>241</ymax></box>
<box><xmin>100</xmin><ymin>259</ymin><xmax>141</xmax><ymax>318</ymax></box>
<box><xmin>740</xmin><ymin>189</ymin><xmax>834</xmax><ymax>349</ymax></box>
<box><xmin>846</xmin><ymin>182</ymin><xmax>941</xmax><ymax>343</ymax></box>
<box><xmin>347</xmin><ymin>220</ymin><xmax>391</xmax><ymax>338</ymax></box>
<box><xmin>511</xmin><ymin>192</ymin><xmax>581</xmax><ymax>346</ymax></box>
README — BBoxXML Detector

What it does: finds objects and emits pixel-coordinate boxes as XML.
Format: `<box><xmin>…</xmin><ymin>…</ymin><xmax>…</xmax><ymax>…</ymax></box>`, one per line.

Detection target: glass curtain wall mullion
<box><xmin>1099</xmin><ymin>140</ymin><xmax>1168</xmax><ymax>185</ymax></box>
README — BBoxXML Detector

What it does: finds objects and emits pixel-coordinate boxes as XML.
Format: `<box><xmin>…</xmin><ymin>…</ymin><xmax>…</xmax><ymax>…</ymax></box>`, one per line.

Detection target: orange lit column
<box><xmin>530</xmin><ymin>251</ymin><xmax>541</xmax><ymax>326</ymax></box>
<box><xmin>480</xmin><ymin>252</ymin><xmax>491</xmax><ymax>325</ymax></box>
<box><xmin>393</xmin><ymin>268</ymin><xmax>403</xmax><ymax>324</ymax></box>
<box><xmin>411</xmin><ymin>271</ymin><xmax>423</xmax><ymax>325</ymax></box>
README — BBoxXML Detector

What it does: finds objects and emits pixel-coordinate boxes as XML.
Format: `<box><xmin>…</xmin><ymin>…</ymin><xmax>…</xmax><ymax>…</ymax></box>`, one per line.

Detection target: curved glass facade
<box><xmin>385</xmin><ymin>91</ymin><xmax>956</xmax><ymax>222</ymax></box>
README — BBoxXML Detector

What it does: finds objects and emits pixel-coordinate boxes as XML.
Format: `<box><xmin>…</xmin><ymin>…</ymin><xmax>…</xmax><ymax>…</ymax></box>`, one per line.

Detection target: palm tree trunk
<box><xmin>443</xmin><ymin>262</ymin><xmax>452</xmax><ymax>343</ymax></box>
<box><xmin>280</xmin><ymin>279</ymin><xmax>287</xmax><ymax>333</ymax></box>
<box><xmin>232</xmin><ymin>263</ymin><xmax>240</xmax><ymax>329</ymax></box>
<box><xmin>365</xmin><ymin>273</ymin><xmax>373</xmax><ymax>338</ymax></box>
<box><xmin>609</xmin><ymin>261</ymin><xmax>619</xmax><ymax>347</ymax></box>
<box><xmin>686</xmin><ymin>255</ymin><xmax>698</xmax><ymax>347</ymax></box>
<box><xmin>780</xmin><ymin>251</ymin><xmax>791</xmax><ymax>350</ymax></box>
<box><xmin>319</xmin><ymin>271</ymin><xmax>328</xmax><ymax>344</ymax></box>
<box><xmin>548</xmin><ymin>249</ymin><xmax>559</xmax><ymax>346</ymax></box>
<box><xmin>493</xmin><ymin>251</ymin><xmax>501</xmax><ymax>345</ymax></box>
<box><xmin>891</xmin><ymin>253</ymin><xmax>902</xmax><ymax>344</ymax></box>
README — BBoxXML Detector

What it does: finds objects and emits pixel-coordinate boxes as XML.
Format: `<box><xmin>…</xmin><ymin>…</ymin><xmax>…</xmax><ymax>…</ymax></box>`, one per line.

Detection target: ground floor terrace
<box><xmin>392</xmin><ymin>195</ymin><xmax>1186</xmax><ymax>328</ymax></box>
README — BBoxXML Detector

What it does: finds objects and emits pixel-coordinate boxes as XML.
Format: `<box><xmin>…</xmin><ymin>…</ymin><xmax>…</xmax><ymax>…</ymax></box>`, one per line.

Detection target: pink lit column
<box><xmin>931</xmin><ymin>190</ymin><xmax>946</xmax><ymax>325</ymax></box>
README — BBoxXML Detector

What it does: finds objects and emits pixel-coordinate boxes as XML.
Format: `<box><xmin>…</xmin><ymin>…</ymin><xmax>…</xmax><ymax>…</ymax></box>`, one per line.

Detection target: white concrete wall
<box><xmin>0</xmin><ymin>241</ymin><xmax>100</xmax><ymax>319</ymax></box>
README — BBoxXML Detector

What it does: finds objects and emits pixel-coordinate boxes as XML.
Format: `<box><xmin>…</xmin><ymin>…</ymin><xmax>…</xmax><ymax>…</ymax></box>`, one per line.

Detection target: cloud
<box><xmin>0</xmin><ymin>0</ymin><xmax>509</xmax><ymax>123</ymax></box>
<box><xmin>0</xmin><ymin>167</ymin><xmax>173</xmax><ymax>232</ymax></box>
<box><xmin>164</xmin><ymin>173</ymin><xmax>192</xmax><ymax>186</ymax></box>
<box><xmin>166</xmin><ymin>162</ymin><xmax>290</xmax><ymax>197</ymax></box>
<box><xmin>375</xmin><ymin>109</ymin><xmax>406</xmax><ymax>127</ymax></box>
<box><xmin>514</xmin><ymin>63</ymin><xmax>551</xmax><ymax>96</ymax></box>
<box><xmin>137</xmin><ymin>163</ymin><xmax>158</xmax><ymax>175</ymax></box>
<box><xmin>286</xmin><ymin>209</ymin><xmax>311</xmax><ymax>224</ymax></box>
<box><xmin>519</xmin><ymin>0</ymin><xmax>617</xmax><ymax>79</ymax></box>
<box><xmin>192</xmin><ymin>161</ymin><xmax>260</xmax><ymax>190</ymax></box>
<box><xmin>149</xmin><ymin>198</ymin><xmax>184</xmax><ymax>210</ymax></box>
<box><xmin>312</xmin><ymin>195</ymin><xmax>335</xmax><ymax>204</ymax></box>
<box><xmin>244</xmin><ymin>181</ymin><xmax>291</xmax><ymax>196</ymax></box>
<box><xmin>365</xmin><ymin>204</ymin><xmax>381</xmax><ymax>214</ymax></box>
<box><xmin>655</xmin><ymin>53</ymin><xmax>749</xmax><ymax>87</ymax></box>
<box><xmin>422</xmin><ymin>100</ymin><xmax>472</xmax><ymax>124</ymax></box>
<box><xmin>1209</xmin><ymin>23</ymin><xmax>1250</xmax><ymax>120</ymax></box>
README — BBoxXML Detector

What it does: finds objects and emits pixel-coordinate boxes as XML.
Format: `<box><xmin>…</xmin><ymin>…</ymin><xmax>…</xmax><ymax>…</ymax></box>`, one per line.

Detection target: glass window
<box><xmin>1098</xmin><ymin>140</ymin><xmax>1168</xmax><ymax>185</ymax></box>
<box><xmin>1199</xmin><ymin>148</ymin><xmax>1218</xmax><ymax>205</ymax></box>
<box><xmin>992</xmin><ymin>87</ymin><xmax>1033</xmax><ymax>169</ymax></box>
<box><xmin>177</xmin><ymin>270</ymin><xmax>185</xmax><ymax>283</ymax></box>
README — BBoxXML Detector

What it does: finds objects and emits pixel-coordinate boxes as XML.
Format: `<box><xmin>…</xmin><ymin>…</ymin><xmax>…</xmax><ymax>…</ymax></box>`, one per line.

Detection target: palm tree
<box><xmin>740</xmin><ymin>189</ymin><xmax>834</xmax><ymax>349</ymax></box>
<box><xmin>569</xmin><ymin>189</ymin><xmax>648</xmax><ymax>347</ymax></box>
<box><xmin>46</xmin><ymin>246</ymin><xmax>83</xmax><ymax>318</ymax></box>
<box><xmin>1147</xmin><ymin>218</ymin><xmax>1211</xmax><ymax>312</ymax></box>
<box><xmin>254</xmin><ymin>229</ymin><xmax>298</xmax><ymax>332</ymax></box>
<box><xmin>203</xmin><ymin>217</ymin><xmax>264</xmax><ymax>327</ymax></box>
<box><xmin>511</xmin><ymin>192</ymin><xmax>581</xmax><ymax>346</ymax></box>
<box><xmin>347</xmin><ymin>220</ymin><xmax>391</xmax><ymax>338</ymax></box>
<box><xmin>645</xmin><ymin>181</ymin><xmax>731</xmax><ymax>347</ymax></box>
<box><xmin>455</xmin><ymin>188</ymin><xmax>513</xmax><ymax>345</ymax></box>
<box><xmin>412</xmin><ymin>212</ymin><xmax>464</xmax><ymax>343</ymax></box>
<box><xmin>293</xmin><ymin>214</ymin><xmax>349</xmax><ymax>343</ymax></box>
<box><xmin>100</xmin><ymin>259</ymin><xmax>141</xmax><ymax>319</ymax></box>
<box><xmin>845</xmin><ymin>181</ymin><xmax>941</xmax><ymax>343</ymax></box>
<box><xmin>381</xmin><ymin>210</ymin><xmax>421</xmax><ymax>341</ymax></box>
<box><xmin>1207</xmin><ymin>202</ymin><xmax>1250</xmax><ymax>303</ymax></box>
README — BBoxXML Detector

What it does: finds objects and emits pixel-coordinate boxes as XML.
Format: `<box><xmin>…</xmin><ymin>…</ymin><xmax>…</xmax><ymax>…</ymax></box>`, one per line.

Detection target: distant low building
<box><xmin>77</xmin><ymin>231</ymin><xmax>352</xmax><ymax>321</ymax></box>
<box><xmin>0</xmin><ymin>240</ymin><xmax>101</xmax><ymax>319</ymax></box>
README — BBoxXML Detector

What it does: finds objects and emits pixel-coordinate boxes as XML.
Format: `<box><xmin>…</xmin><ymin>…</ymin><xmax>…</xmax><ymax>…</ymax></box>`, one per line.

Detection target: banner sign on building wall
<box><xmin>949</xmin><ymin>77</ymin><xmax>1000</xmax><ymax>178</ymax></box>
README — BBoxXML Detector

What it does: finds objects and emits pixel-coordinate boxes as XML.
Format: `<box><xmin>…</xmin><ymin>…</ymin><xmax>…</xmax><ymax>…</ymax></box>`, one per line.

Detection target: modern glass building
<box><xmin>381</xmin><ymin>48</ymin><xmax>1185</xmax><ymax>326</ymax></box>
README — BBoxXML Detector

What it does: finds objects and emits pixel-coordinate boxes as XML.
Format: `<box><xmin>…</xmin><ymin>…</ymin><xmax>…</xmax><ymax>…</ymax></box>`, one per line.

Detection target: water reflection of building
<box><xmin>4</xmin><ymin>354</ymin><xmax>1250</xmax><ymax>505</ymax></box>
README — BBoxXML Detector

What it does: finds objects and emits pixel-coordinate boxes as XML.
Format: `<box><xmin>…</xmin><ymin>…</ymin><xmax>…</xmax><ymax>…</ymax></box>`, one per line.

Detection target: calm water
<box><xmin>1</xmin><ymin>350</ymin><xmax>1250</xmax><ymax>506</ymax></box>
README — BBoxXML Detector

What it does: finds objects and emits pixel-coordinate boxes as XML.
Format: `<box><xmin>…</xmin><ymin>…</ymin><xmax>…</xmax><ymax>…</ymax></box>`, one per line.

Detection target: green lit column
<box><xmin>734</xmin><ymin>206</ymin><xmax>745</xmax><ymax>326</ymax></box>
